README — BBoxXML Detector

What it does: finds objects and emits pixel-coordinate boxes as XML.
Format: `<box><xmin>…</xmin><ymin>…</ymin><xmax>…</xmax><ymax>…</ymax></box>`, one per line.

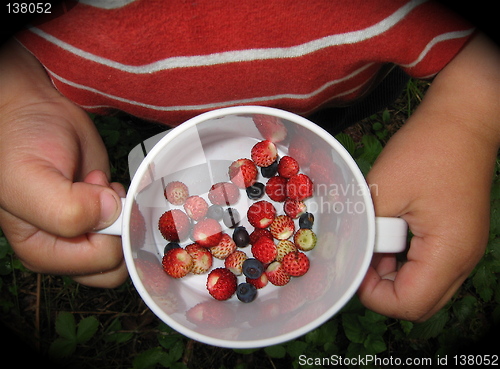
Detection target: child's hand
<box><xmin>0</xmin><ymin>41</ymin><xmax>128</xmax><ymax>288</ymax></box>
<box><xmin>358</xmin><ymin>33</ymin><xmax>500</xmax><ymax>321</ymax></box>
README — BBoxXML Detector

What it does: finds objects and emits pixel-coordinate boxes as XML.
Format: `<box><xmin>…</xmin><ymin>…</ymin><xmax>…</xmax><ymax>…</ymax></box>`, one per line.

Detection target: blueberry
<box><xmin>299</xmin><ymin>212</ymin><xmax>314</xmax><ymax>229</ymax></box>
<box><xmin>233</xmin><ymin>226</ymin><xmax>250</xmax><ymax>248</ymax></box>
<box><xmin>207</xmin><ymin>204</ymin><xmax>224</xmax><ymax>220</ymax></box>
<box><xmin>236</xmin><ymin>282</ymin><xmax>258</xmax><ymax>303</ymax></box>
<box><xmin>223</xmin><ymin>207</ymin><xmax>240</xmax><ymax>228</ymax></box>
<box><xmin>261</xmin><ymin>160</ymin><xmax>278</xmax><ymax>178</ymax></box>
<box><xmin>242</xmin><ymin>258</ymin><xmax>264</xmax><ymax>279</ymax></box>
<box><xmin>246</xmin><ymin>182</ymin><xmax>265</xmax><ymax>200</ymax></box>
<box><xmin>163</xmin><ymin>242</ymin><xmax>180</xmax><ymax>255</ymax></box>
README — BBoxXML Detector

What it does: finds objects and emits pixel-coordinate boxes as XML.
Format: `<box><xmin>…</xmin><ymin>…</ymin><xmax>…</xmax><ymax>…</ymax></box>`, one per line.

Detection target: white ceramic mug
<box><xmin>99</xmin><ymin>106</ymin><xmax>407</xmax><ymax>348</ymax></box>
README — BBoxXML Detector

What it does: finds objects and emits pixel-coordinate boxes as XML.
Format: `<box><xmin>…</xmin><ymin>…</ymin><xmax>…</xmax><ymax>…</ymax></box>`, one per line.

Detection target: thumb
<box><xmin>3</xmin><ymin>165</ymin><xmax>122</xmax><ymax>238</ymax></box>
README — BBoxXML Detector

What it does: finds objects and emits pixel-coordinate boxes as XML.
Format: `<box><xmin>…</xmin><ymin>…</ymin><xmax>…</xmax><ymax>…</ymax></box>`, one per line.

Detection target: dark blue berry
<box><xmin>299</xmin><ymin>212</ymin><xmax>314</xmax><ymax>229</ymax></box>
<box><xmin>163</xmin><ymin>242</ymin><xmax>180</xmax><ymax>255</ymax></box>
<box><xmin>242</xmin><ymin>258</ymin><xmax>264</xmax><ymax>279</ymax></box>
<box><xmin>232</xmin><ymin>226</ymin><xmax>250</xmax><ymax>248</ymax></box>
<box><xmin>223</xmin><ymin>207</ymin><xmax>240</xmax><ymax>228</ymax></box>
<box><xmin>207</xmin><ymin>204</ymin><xmax>224</xmax><ymax>220</ymax></box>
<box><xmin>261</xmin><ymin>160</ymin><xmax>278</xmax><ymax>178</ymax></box>
<box><xmin>237</xmin><ymin>283</ymin><xmax>258</xmax><ymax>303</ymax></box>
<box><xmin>246</xmin><ymin>182</ymin><xmax>265</xmax><ymax>200</ymax></box>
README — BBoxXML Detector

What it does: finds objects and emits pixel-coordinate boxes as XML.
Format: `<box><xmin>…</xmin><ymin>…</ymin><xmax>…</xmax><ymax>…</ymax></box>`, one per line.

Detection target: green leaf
<box><xmin>452</xmin><ymin>295</ymin><xmax>477</xmax><ymax>323</ymax></box>
<box><xmin>359</xmin><ymin>135</ymin><xmax>383</xmax><ymax>164</ymax></box>
<box><xmin>472</xmin><ymin>265</ymin><xmax>496</xmax><ymax>302</ymax></box>
<box><xmin>364</xmin><ymin>333</ymin><xmax>387</xmax><ymax>354</ymax></box>
<box><xmin>133</xmin><ymin>347</ymin><xmax>168</xmax><ymax>369</ymax></box>
<box><xmin>286</xmin><ymin>340</ymin><xmax>308</xmax><ymax>358</ymax></box>
<box><xmin>409</xmin><ymin>309</ymin><xmax>449</xmax><ymax>339</ymax></box>
<box><xmin>55</xmin><ymin>312</ymin><xmax>77</xmax><ymax>340</ymax></box>
<box><xmin>335</xmin><ymin>133</ymin><xmax>356</xmax><ymax>156</ymax></box>
<box><xmin>264</xmin><ymin>344</ymin><xmax>287</xmax><ymax>358</ymax></box>
<box><xmin>342</xmin><ymin>313</ymin><xmax>365</xmax><ymax>344</ymax></box>
<box><xmin>76</xmin><ymin>316</ymin><xmax>99</xmax><ymax>344</ymax></box>
<box><xmin>49</xmin><ymin>337</ymin><xmax>77</xmax><ymax>359</ymax></box>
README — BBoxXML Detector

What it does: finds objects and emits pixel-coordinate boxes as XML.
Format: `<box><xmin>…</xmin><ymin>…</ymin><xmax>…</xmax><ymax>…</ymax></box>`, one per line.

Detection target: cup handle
<box><xmin>373</xmin><ymin>217</ymin><xmax>408</xmax><ymax>253</ymax></box>
<box><xmin>94</xmin><ymin>198</ymin><xmax>126</xmax><ymax>236</ymax></box>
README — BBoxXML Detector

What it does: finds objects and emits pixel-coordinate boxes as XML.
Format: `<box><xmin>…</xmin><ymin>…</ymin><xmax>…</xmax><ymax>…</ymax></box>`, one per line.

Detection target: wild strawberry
<box><xmin>251</xmin><ymin>237</ymin><xmax>277</xmax><ymax>264</ymax></box>
<box><xmin>251</xmin><ymin>140</ymin><xmax>278</xmax><ymax>167</ymax></box>
<box><xmin>294</xmin><ymin>228</ymin><xmax>317</xmax><ymax>251</ymax></box>
<box><xmin>162</xmin><ymin>248</ymin><xmax>193</xmax><ymax>278</ymax></box>
<box><xmin>158</xmin><ymin>209</ymin><xmax>191</xmax><ymax>242</ymax></box>
<box><xmin>288</xmin><ymin>134</ymin><xmax>313</xmax><ymax>167</ymax></box>
<box><xmin>265</xmin><ymin>261</ymin><xmax>291</xmax><ymax>286</ymax></box>
<box><xmin>265</xmin><ymin>176</ymin><xmax>288</xmax><ymax>202</ymax></box>
<box><xmin>246</xmin><ymin>273</ymin><xmax>268</xmax><ymax>289</ymax></box>
<box><xmin>186</xmin><ymin>301</ymin><xmax>236</xmax><ymax>328</ymax></box>
<box><xmin>249</xmin><ymin>228</ymin><xmax>273</xmax><ymax>245</ymax></box>
<box><xmin>183</xmin><ymin>195</ymin><xmax>209</xmax><ymax>221</ymax></box>
<box><xmin>224</xmin><ymin>250</ymin><xmax>248</xmax><ymax>275</ymax></box>
<box><xmin>228</xmin><ymin>158</ymin><xmax>258</xmax><ymax>188</ymax></box>
<box><xmin>247</xmin><ymin>200</ymin><xmax>276</xmax><ymax>228</ymax></box>
<box><xmin>192</xmin><ymin>218</ymin><xmax>223</xmax><ymax>247</ymax></box>
<box><xmin>270</xmin><ymin>215</ymin><xmax>295</xmax><ymax>240</ymax></box>
<box><xmin>275</xmin><ymin>239</ymin><xmax>297</xmax><ymax>262</ymax></box>
<box><xmin>135</xmin><ymin>259</ymin><xmax>170</xmax><ymax>296</ymax></box>
<box><xmin>277</xmin><ymin>156</ymin><xmax>299</xmax><ymax>178</ymax></box>
<box><xmin>210</xmin><ymin>233</ymin><xmax>237</xmax><ymax>259</ymax></box>
<box><xmin>206</xmin><ymin>268</ymin><xmax>237</xmax><ymax>301</ymax></box>
<box><xmin>283</xmin><ymin>198</ymin><xmax>307</xmax><ymax>219</ymax></box>
<box><xmin>185</xmin><ymin>243</ymin><xmax>213</xmax><ymax>274</ymax></box>
<box><xmin>208</xmin><ymin>182</ymin><xmax>240</xmax><ymax>206</ymax></box>
<box><xmin>253</xmin><ymin>114</ymin><xmax>287</xmax><ymax>143</ymax></box>
<box><xmin>164</xmin><ymin>181</ymin><xmax>189</xmax><ymax>205</ymax></box>
<box><xmin>286</xmin><ymin>173</ymin><xmax>313</xmax><ymax>201</ymax></box>
<box><xmin>282</xmin><ymin>251</ymin><xmax>310</xmax><ymax>277</ymax></box>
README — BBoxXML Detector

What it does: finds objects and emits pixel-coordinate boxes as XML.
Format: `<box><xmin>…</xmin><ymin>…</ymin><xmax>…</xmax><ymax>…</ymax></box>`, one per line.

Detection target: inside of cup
<box><xmin>123</xmin><ymin>107</ymin><xmax>375</xmax><ymax>348</ymax></box>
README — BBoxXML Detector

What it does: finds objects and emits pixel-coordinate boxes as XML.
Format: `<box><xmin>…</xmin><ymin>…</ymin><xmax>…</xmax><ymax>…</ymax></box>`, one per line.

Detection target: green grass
<box><xmin>1</xmin><ymin>79</ymin><xmax>498</xmax><ymax>368</ymax></box>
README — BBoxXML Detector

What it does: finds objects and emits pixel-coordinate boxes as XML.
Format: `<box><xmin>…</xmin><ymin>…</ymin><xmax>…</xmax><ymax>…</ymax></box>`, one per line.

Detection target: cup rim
<box><xmin>121</xmin><ymin>105</ymin><xmax>376</xmax><ymax>348</ymax></box>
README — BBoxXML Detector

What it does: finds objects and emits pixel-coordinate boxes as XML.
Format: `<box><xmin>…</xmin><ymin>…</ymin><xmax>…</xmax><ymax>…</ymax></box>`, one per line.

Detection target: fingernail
<box><xmin>99</xmin><ymin>190</ymin><xmax>120</xmax><ymax>226</ymax></box>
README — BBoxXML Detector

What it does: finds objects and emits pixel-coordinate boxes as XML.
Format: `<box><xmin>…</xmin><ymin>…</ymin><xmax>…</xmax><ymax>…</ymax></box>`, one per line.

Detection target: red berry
<box><xmin>164</xmin><ymin>181</ymin><xmax>189</xmax><ymax>205</ymax></box>
<box><xmin>185</xmin><ymin>243</ymin><xmax>213</xmax><ymax>274</ymax></box>
<box><xmin>228</xmin><ymin>158</ymin><xmax>258</xmax><ymax>188</ymax></box>
<box><xmin>249</xmin><ymin>228</ymin><xmax>273</xmax><ymax>245</ymax></box>
<box><xmin>286</xmin><ymin>174</ymin><xmax>313</xmax><ymax>201</ymax></box>
<box><xmin>210</xmin><ymin>233</ymin><xmax>237</xmax><ymax>259</ymax></box>
<box><xmin>183</xmin><ymin>195</ymin><xmax>209</xmax><ymax>221</ymax></box>
<box><xmin>277</xmin><ymin>156</ymin><xmax>299</xmax><ymax>178</ymax></box>
<box><xmin>162</xmin><ymin>248</ymin><xmax>193</xmax><ymax>278</ymax></box>
<box><xmin>270</xmin><ymin>215</ymin><xmax>295</xmax><ymax>240</ymax></box>
<box><xmin>265</xmin><ymin>261</ymin><xmax>291</xmax><ymax>286</ymax></box>
<box><xmin>282</xmin><ymin>251</ymin><xmax>310</xmax><ymax>277</ymax></box>
<box><xmin>283</xmin><ymin>198</ymin><xmax>307</xmax><ymax>219</ymax></box>
<box><xmin>253</xmin><ymin>114</ymin><xmax>287</xmax><ymax>143</ymax></box>
<box><xmin>288</xmin><ymin>134</ymin><xmax>313</xmax><ymax>167</ymax></box>
<box><xmin>224</xmin><ymin>250</ymin><xmax>248</xmax><ymax>275</ymax></box>
<box><xmin>247</xmin><ymin>200</ymin><xmax>276</xmax><ymax>228</ymax></box>
<box><xmin>208</xmin><ymin>182</ymin><xmax>240</xmax><ymax>206</ymax></box>
<box><xmin>251</xmin><ymin>237</ymin><xmax>277</xmax><ymax>264</ymax></box>
<box><xmin>251</xmin><ymin>140</ymin><xmax>278</xmax><ymax>167</ymax></box>
<box><xmin>265</xmin><ymin>176</ymin><xmax>288</xmax><ymax>202</ymax></box>
<box><xmin>246</xmin><ymin>273</ymin><xmax>268</xmax><ymax>289</ymax></box>
<box><xmin>158</xmin><ymin>209</ymin><xmax>191</xmax><ymax>242</ymax></box>
<box><xmin>275</xmin><ymin>239</ymin><xmax>297</xmax><ymax>262</ymax></box>
<box><xmin>206</xmin><ymin>268</ymin><xmax>238</xmax><ymax>301</ymax></box>
<box><xmin>192</xmin><ymin>218</ymin><xmax>223</xmax><ymax>247</ymax></box>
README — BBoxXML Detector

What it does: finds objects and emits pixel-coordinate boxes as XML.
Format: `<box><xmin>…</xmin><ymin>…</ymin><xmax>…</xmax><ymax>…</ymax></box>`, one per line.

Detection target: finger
<box><xmin>358</xmin><ymin>235</ymin><xmax>468</xmax><ymax>321</ymax></box>
<box><xmin>72</xmin><ymin>258</ymin><xmax>129</xmax><ymax>288</ymax></box>
<box><xmin>2</xmin><ymin>162</ymin><xmax>122</xmax><ymax>238</ymax></box>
